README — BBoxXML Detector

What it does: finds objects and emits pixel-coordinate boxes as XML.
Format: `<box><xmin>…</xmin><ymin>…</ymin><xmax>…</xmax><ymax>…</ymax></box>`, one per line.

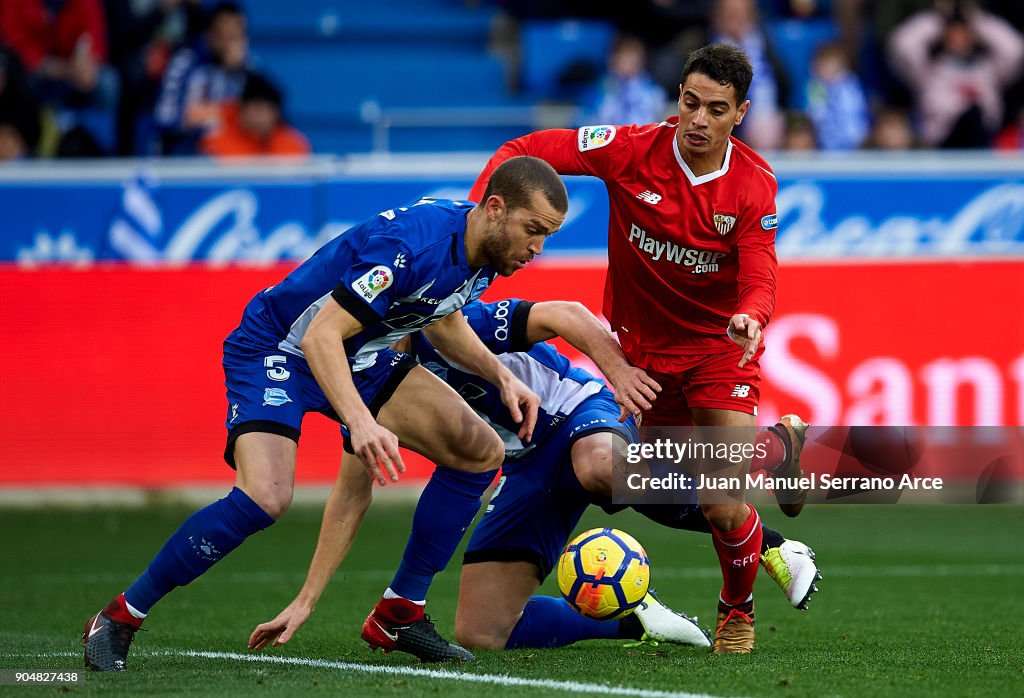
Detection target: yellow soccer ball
<box><xmin>557</xmin><ymin>527</ymin><xmax>650</xmax><ymax>620</ymax></box>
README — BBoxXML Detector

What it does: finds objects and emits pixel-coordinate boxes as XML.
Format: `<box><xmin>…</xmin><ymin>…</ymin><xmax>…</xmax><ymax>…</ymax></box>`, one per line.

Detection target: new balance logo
<box><xmin>731</xmin><ymin>384</ymin><xmax>751</xmax><ymax>398</ymax></box>
<box><xmin>636</xmin><ymin>190</ymin><xmax>662</xmax><ymax>205</ymax></box>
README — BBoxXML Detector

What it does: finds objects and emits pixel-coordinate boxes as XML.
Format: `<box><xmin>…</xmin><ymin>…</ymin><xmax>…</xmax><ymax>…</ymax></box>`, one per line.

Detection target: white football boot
<box><xmin>761</xmin><ymin>539</ymin><xmax>822</xmax><ymax>610</ymax></box>
<box><xmin>632</xmin><ymin>591</ymin><xmax>712</xmax><ymax>647</ymax></box>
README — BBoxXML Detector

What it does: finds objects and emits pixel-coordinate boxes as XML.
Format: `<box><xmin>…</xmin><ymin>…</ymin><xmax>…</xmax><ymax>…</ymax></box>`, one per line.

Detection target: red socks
<box><xmin>373</xmin><ymin>596</ymin><xmax>425</xmax><ymax>624</ymax></box>
<box><xmin>711</xmin><ymin>503</ymin><xmax>763</xmax><ymax>607</ymax></box>
<box><xmin>104</xmin><ymin>594</ymin><xmax>144</xmax><ymax>629</ymax></box>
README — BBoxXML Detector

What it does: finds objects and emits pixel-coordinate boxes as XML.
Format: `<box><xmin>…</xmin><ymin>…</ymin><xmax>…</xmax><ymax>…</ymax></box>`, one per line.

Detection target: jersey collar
<box><xmin>672</xmin><ymin>135</ymin><xmax>733</xmax><ymax>186</ymax></box>
<box><xmin>453</xmin><ymin>207</ymin><xmax>472</xmax><ymax>271</ymax></box>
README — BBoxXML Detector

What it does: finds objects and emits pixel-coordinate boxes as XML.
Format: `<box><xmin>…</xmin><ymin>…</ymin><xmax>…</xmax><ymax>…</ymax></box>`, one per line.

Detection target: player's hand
<box><xmin>499</xmin><ymin>378</ymin><xmax>540</xmax><ymax>443</ymax></box>
<box><xmin>350</xmin><ymin>420</ymin><xmax>405</xmax><ymax>486</ymax></box>
<box><xmin>728</xmin><ymin>314</ymin><xmax>762</xmax><ymax>368</ymax></box>
<box><xmin>607</xmin><ymin>365</ymin><xmax>662</xmax><ymax>422</ymax></box>
<box><xmin>248</xmin><ymin>599</ymin><xmax>313</xmax><ymax>650</ymax></box>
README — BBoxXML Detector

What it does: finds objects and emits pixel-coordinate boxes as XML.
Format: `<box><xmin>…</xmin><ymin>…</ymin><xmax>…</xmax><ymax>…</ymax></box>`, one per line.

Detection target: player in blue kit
<box><xmin>247</xmin><ymin>299</ymin><xmax>820</xmax><ymax>655</ymax></box>
<box><xmin>82</xmin><ymin>156</ymin><xmax>568</xmax><ymax>671</ymax></box>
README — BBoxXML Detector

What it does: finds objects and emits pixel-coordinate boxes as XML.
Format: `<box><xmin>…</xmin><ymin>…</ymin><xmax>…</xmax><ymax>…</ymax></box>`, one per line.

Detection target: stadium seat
<box><xmin>765</xmin><ymin>18</ymin><xmax>840</xmax><ymax>110</ymax></box>
<box><xmin>245</xmin><ymin>0</ymin><xmax>537</xmax><ymax>152</ymax></box>
<box><xmin>258</xmin><ymin>47</ymin><xmax>510</xmax><ymax>114</ymax></box>
<box><xmin>245</xmin><ymin>0</ymin><xmax>496</xmax><ymax>49</ymax></box>
<box><xmin>519</xmin><ymin>19</ymin><xmax>615</xmax><ymax>100</ymax></box>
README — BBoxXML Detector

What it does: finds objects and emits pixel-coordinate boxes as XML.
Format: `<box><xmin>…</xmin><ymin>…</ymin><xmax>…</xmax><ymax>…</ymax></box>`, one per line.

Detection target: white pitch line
<box><xmin>0</xmin><ymin>650</ymin><xmax>738</xmax><ymax>698</ymax></box>
<box><xmin>160</xmin><ymin>650</ymin><xmax>735</xmax><ymax>698</ymax></box>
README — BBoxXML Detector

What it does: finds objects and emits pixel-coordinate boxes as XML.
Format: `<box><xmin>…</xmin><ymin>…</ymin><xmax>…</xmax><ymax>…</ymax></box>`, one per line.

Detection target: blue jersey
<box><xmin>411</xmin><ymin>299</ymin><xmax>606</xmax><ymax>457</ymax></box>
<box><xmin>236</xmin><ymin>198</ymin><xmax>495</xmax><ymax>372</ymax></box>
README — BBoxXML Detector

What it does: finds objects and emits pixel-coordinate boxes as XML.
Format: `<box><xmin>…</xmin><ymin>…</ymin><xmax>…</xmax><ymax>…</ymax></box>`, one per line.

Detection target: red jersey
<box><xmin>0</xmin><ymin>0</ymin><xmax>108</xmax><ymax>71</ymax></box>
<box><xmin>469</xmin><ymin>119</ymin><xmax>778</xmax><ymax>367</ymax></box>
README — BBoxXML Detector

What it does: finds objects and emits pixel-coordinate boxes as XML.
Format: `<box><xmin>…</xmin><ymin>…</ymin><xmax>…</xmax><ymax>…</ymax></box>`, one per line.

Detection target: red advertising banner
<box><xmin>3</xmin><ymin>260</ymin><xmax>1022</xmax><ymax>486</ymax></box>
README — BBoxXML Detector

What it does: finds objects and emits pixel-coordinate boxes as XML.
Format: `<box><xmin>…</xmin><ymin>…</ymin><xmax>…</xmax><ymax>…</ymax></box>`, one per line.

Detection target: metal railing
<box><xmin>358</xmin><ymin>101</ymin><xmax>581</xmax><ymax>154</ymax></box>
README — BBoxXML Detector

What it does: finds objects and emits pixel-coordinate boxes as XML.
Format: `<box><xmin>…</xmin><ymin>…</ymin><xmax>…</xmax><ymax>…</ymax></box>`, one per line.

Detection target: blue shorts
<box><xmin>463</xmin><ymin>390</ymin><xmax>639</xmax><ymax>581</ymax></box>
<box><xmin>221</xmin><ymin>328</ymin><xmax>416</xmax><ymax>467</ymax></box>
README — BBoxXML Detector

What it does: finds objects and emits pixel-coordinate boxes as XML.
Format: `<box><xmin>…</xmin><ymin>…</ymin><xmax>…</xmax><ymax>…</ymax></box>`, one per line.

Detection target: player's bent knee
<box><xmin>574</xmin><ymin>458</ymin><xmax>612</xmax><ymax>496</ymax></box>
<box><xmin>478</xmin><ymin>432</ymin><xmax>506</xmax><ymax>471</ymax></box>
<box><xmin>455</xmin><ymin>621</ymin><xmax>512</xmax><ymax>651</ymax></box>
<box><xmin>701</xmin><ymin>501</ymin><xmax>748</xmax><ymax>531</ymax></box>
<box><xmin>571</xmin><ymin>435</ymin><xmax>614</xmax><ymax>497</ymax></box>
<box><xmin>242</xmin><ymin>484</ymin><xmax>293</xmax><ymax>520</ymax></box>
<box><xmin>448</xmin><ymin>430</ymin><xmax>505</xmax><ymax>473</ymax></box>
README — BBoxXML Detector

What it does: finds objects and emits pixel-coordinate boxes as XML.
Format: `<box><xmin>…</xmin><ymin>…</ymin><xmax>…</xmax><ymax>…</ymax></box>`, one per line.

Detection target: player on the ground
<box><xmin>469</xmin><ymin>44</ymin><xmax>808</xmax><ymax>653</ymax></box>
<box><xmin>247</xmin><ymin>299</ymin><xmax>821</xmax><ymax>654</ymax></box>
<box><xmin>82</xmin><ymin>156</ymin><xmax>568</xmax><ymax>671</ymax></box>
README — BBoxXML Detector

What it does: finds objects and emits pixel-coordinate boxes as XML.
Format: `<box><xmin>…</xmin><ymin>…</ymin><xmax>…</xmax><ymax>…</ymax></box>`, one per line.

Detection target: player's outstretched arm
<box><xmin>526</xmin><ymin>301</ymin><xmax>661</xmax><ymax>422</ymax></box>
<box><xmin>423</xmin><ymin>310</ymin><xmax>540</xmax><ymax>441</ymax></box>
<box><xmin>248</xmin><ymin>454</ymin><xmax>373</xmax><ymax>650</ymax></box>
<box><xmin>303</xmin><ymin>299</ymin><xmax>406</xmax><ymax>485</ymax></box>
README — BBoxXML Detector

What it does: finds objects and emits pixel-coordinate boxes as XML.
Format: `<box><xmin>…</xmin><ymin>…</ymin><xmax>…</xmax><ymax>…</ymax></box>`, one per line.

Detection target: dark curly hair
<box><xmin>681</xmin><ymin>44</ymin><xmax>754</xmax><ymax>106</ymax></box>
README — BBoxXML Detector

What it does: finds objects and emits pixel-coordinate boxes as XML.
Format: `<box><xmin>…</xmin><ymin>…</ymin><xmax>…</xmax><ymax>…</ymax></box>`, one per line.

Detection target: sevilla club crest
<box><xmin>712</xmin><ymin>212</ymin><xmax>737</xmax><ymax>235</ymax></box>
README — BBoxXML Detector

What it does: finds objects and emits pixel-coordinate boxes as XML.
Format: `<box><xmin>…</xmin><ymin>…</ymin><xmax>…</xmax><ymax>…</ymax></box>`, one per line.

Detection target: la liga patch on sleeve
<box><xmin>351</xmin><ymin>265</ymin><xmax>394</xmax><ymax>301</ymax></box>
<box><xmin>577</xmin><ymin>125</ymin><xmax>616</xmax><ymax>152</ymax></box>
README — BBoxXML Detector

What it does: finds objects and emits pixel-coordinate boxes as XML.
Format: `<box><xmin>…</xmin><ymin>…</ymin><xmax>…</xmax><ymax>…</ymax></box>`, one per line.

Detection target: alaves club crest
<box><xmin>713</xmin><ymin>212</ymin><xmax>737</xmax><ymax>235</ymax></box>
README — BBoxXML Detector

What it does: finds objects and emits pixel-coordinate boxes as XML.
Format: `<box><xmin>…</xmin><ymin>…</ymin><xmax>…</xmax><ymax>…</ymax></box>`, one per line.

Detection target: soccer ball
<box><xmin>557</xmin><ymin>527</ymin><xmax>650</xmax><ymax>620</ymax></box>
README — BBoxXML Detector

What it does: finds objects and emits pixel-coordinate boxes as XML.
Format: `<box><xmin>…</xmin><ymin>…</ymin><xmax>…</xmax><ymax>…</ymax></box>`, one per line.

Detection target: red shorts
<box><xmin>636</xmin><ymin>345</ymin><xmax>763</xmax><ymax>427</ymax></box>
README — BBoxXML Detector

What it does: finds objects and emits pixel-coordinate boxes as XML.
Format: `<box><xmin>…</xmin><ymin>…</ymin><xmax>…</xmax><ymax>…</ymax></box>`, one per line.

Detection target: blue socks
<box><xmin>389</xmin><ymin>466</ymin><xmax>496</xmax><ymax>601</ymax></box>
<box><xmin>124</xmin><ymin>487</ymin><xmax>275</xmax><ymax>613</ymax></box>
<box><xmin>505</xmin><ymin>596</ymin><xmax>622</xmax><ymax>649</ymax></box>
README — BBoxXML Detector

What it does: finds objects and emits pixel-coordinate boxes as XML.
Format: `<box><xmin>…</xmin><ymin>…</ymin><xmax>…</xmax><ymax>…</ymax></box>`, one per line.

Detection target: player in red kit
<box><xmin>470</xmin><ymin>44</ymin><xmax>815</xmax><ymax>653</ymax></box>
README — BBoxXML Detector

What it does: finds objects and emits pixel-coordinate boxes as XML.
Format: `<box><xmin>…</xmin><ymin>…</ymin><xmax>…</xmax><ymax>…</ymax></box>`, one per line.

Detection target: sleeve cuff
<box><xmin>331</xmin><ymin>284</ymin><xmax>383</xmax><ymax>327</ymax></box>
<box><xmin>509</xmin><ymin>300</ymin><xmax>535</xmax><ymax>352</ymax></box>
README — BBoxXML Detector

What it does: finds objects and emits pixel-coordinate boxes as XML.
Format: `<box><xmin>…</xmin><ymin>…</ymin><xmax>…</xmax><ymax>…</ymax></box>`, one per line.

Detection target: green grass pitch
<box><xmin>1</xmin><ymin>501</ymin><xmax>1022</xmax><ymax>697</ymax></box>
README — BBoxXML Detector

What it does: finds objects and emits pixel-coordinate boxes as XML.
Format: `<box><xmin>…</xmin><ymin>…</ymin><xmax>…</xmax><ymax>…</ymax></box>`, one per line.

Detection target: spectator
<box><xmin>155</xmin><ymin>1</ymin><xmax>248</xmax><ymax>154</ymax></box>
<box><xmin>103</xmin><ymin>0</ymin><xmax>201</xmax><ymax>155</ymax></box>
<box><xmin>706</xmin><ymin>0</ymin><xmax>790</xmax><ymax>149</ymax></box>
<box><xmin>199</xmin><ymin>72</ymin><xmax>309</xmax><ymax>160</ymax></box>
<box><xmin>806</xmin><ymin>41</ymin><xmax>870</xmax><ymax>150</ymax></box>
<box><xmin>591</xmin><ymin>35</ymin><xmax>667</xmax><ymax>126</ymax></box>
<box><xmin>0</xmin><ymin>46</ymin><xmax>42</xmax><ymax>160</ymax></box>
<box><xmin>783</xmin><ymin>110</ymin><xmax>818</xmax><ymax>150</ymax></box>
<box><xmin>832</xmin><ymin>0</ymin><xmax>932</xmax><ymax>109</ymax></box>
<box><xmin>861</xmin><ymin>106</ymin><xmax>917</xmax><ymax>150</ymax></box>
<box><xmin>0</xmin><ymin>0</ymin><xmax>120</xmax><ymax>156</ymax></box>
<box><xmin>888</xmin><ymin>0</ymin><xmax>1024</xmax><ymax>148</ymax></box>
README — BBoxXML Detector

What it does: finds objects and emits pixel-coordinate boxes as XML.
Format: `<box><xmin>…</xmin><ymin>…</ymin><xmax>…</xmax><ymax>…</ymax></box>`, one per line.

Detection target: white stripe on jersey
<box><xmin>277</xmin><ymin>269</ymin><xmax>491</xmax><ymax>371</ymax></box>
<box><xmin>498</xmin><ymin>352</ymin><xmax>603</xmax><ymax>420</ymax></box>
<box><xmin>278</xmin><ymin>291</ymin><xmax>334</xmax><ymax>358</ymax></box>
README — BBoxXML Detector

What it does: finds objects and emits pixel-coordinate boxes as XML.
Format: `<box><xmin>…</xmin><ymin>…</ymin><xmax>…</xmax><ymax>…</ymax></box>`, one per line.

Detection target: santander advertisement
<box><xmin>3</xmin><ymin>259</ymin><xmax>1021</xmax><ymax>487</ymax></box>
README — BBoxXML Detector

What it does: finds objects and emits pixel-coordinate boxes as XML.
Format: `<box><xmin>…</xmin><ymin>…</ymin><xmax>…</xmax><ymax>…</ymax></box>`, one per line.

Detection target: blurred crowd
<box><xmin>0</xmin><ymin>0</ymin><xmax>308</xmax><ymax>161</ymax></box>
<box><xmin>507</xmin><ymin>0</ymin><xmax>1024</xmax><ymax>152</ymax></box>
<box><xmin>0</xmin><ymin>0</ymin><xmax>1022</xmax><ymax>161</ymax></box>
